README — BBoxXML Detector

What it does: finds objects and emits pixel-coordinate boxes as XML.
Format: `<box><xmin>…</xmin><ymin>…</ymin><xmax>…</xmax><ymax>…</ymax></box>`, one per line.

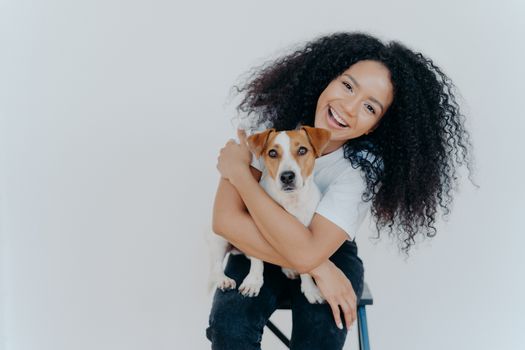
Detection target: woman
<box><xmin>207</xmin><ymin>32</ymin><xmax>475</xmax><ymax>349</ymax></box>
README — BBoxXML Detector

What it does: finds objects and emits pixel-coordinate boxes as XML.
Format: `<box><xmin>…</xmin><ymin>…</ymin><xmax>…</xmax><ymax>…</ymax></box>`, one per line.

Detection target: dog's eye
<box><xmin>268</xmin><ymin>149</ymin><xmax>278</xmax><ymax>158</ymax></box>
<box><xmin>298</xmin><ymin>147</ymin><xmax>308</xmax><ymax>156</ymax></box>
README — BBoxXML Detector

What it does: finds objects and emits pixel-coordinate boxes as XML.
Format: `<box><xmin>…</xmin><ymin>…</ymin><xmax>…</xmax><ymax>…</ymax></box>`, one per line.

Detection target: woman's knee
<box><xmin>206</xmin><ymin>255</ymin><xmax>288</xmax><ymax>348</ymax></box>
<box><xmin>290</xmin><ymin>302</ymin><xmax>348</xmax><ymax>349</ymax></box>
<box><xmin>206</xmin><ymin>289</ymin><xmax>272</xmax><ymax>349</ymax></box>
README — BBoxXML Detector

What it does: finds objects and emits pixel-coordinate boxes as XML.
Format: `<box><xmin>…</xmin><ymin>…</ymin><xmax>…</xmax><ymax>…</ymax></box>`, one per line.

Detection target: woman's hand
<box><xmin>310</xmin><ymin>260</ymin><xmax>357</xmax><ymax>330</ymax></box>
<box><xmin>216</xmin><ymin>129</ymin><xmax>252</xmax><ymax>183</ymax></box>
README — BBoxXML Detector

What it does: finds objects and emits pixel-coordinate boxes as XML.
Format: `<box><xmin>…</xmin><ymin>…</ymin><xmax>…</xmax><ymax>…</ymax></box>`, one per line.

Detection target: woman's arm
<box><xmin>212</xmin><ymin>168</ymin><xmax>297</xmax><ymax>269</ymax></box>
<box><xmin>230</xmin><ymin>169</ymin><xmax>348</xmax><ymax>273</ymax></box>
<box><xmin>212</xmin><ymin>166</ymin><xmax>348</xmax><ymax>275</ymax></box>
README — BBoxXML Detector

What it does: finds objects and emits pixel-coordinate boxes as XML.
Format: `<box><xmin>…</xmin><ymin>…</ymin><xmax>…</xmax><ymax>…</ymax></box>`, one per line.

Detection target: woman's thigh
<box><xmin>206</xmin><ymin>253</ymin><xmax>290</xmax><ymax>350</ymax></box>
<box><xmin>289</xmin><ymin>240</ymin><xmax>365</xmax><ymax>350</ymax></box>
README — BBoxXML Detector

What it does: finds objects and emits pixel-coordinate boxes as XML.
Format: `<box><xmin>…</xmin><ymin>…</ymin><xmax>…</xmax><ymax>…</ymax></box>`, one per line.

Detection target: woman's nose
<box><xmin>341</xmin><ymin>98</ymin><xmax>360</xmax><ymax>118</ymax></box>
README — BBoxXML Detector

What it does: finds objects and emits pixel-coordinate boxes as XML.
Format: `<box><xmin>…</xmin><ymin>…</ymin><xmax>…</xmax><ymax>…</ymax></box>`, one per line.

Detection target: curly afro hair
<box><xmin>230</xmin><ymin>32</ymin><xmax>477</xmax><ymax>255</ymax></box>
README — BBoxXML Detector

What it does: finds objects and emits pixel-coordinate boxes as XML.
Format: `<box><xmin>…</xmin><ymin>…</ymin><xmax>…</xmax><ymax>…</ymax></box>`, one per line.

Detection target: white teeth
<box><xmin>329</xmin><ymin>107</ymin><xmax>348</xmax><ymax>126</ymax></box>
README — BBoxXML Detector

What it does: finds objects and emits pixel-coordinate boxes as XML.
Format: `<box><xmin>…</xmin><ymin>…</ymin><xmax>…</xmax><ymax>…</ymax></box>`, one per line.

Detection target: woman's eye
<box><xmin>365</xmin><ymin>104</ymin><xmax>376</xmax><ymax>114</ymax></box>
<box><xmin>298</xmin><ymin>147</ymin><xmax>308</xmax><ymax>156</ymax></box>
<box><xmin>268</xmin><ymin>149</ymin><xmax>277</xmax><ymax>158</ymax></box>
<box><xmin>342</xmin><ymin>81</ymin><xmax>353</xmax><ymax>92</ymax></box>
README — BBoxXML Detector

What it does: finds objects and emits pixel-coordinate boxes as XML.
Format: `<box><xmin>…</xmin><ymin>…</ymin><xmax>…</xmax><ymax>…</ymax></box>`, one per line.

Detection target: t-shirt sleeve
<box><xmin>315</xmin><ymin>169</ymin><xmax>371</xmax><ymax>240</ymax></box>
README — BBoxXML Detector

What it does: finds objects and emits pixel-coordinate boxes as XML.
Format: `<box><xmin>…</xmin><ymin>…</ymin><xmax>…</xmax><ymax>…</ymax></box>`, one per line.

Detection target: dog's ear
<box><xmin>247</xmin><ymin>128</ymin><xmax>275</xmax><ymax>157</ymax></box>
<box><xmin>301</xmin><ymin>126</ymin><xmax>331</xmax><ymax>157</ymax></box>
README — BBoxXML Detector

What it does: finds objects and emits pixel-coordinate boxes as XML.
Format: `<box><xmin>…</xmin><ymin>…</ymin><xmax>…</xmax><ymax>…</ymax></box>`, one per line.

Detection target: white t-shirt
<box><xmin>250</xmin><ymin>146</ymin><xmax>371</xmax><ymax>241</ymax></box>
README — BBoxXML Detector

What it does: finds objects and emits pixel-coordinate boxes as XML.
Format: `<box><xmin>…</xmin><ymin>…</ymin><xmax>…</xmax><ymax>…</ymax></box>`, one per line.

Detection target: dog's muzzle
<box><xmin>280</xmin><ymin>171</ymin><xmax>296</xmax><ymax>191</ymax></box>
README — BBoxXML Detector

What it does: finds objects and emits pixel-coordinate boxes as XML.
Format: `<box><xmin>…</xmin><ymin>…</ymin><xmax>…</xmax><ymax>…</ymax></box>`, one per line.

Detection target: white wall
<box><xmin>1</xmin><ymin>0</ymin><xmax>524</xmax><ymax>349</ymax></box>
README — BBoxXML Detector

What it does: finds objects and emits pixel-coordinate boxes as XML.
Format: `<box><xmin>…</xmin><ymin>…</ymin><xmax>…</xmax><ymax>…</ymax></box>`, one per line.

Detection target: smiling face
<box><xmin>314</xmin><ymin>60</ymin><xmax>394</xmax><ymax>154</ymax></box>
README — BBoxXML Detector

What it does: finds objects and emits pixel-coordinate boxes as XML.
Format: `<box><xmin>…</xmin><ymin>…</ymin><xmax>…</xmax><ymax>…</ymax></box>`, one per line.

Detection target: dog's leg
<box><xmin>281</xmin><ymin>267</ymin><xmax>299</xmax><ymax>279</ymax></box>
<box><xmin>300</xmin><ymin>274</ymin><xmax>325</xmax><ymax>304</ymax></box>
<box><xmin>208</xmin><ymin>234</ymin><xmax>236</xmax><ymax>291</ymax></box>
<box><xmin>238</xmin><ymin>257</ymin><xmax>264</xmax><ymax>297</ymax></box>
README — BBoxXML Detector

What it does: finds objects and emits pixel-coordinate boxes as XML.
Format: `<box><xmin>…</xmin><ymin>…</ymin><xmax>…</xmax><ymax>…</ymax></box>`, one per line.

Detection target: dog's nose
<box><xmin>280</xmin><ymin>171</ymin><xmax>295</xmax><ymax>184</ymax></box>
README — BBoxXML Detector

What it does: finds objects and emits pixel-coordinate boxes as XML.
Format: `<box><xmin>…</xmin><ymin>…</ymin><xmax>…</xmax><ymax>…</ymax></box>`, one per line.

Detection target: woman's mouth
<box><xmin>326</xmin><ymin>106</ymin><xmax>349</xmax><ymax>129</ymax></box>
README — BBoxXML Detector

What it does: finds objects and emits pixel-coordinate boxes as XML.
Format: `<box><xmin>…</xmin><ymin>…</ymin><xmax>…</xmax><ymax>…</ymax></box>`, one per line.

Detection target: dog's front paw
<box><xmin>216</xmin><ymin>275</ymin><xmax>237</xmax><ymax>291</ymax></box>
<box><xmin>281</xmin><ymin>267</ymin><xmax>299</xmax><ymax>279</ymax></box>
<box><xmin>238</xmin><ymin>276</ymin><xmax>263</xmax><ymax>297</ymax></box>
<box><xmin>301</xmin><ymin>282</ymin><xmax>325</xmax><ymax>304</ymax></box>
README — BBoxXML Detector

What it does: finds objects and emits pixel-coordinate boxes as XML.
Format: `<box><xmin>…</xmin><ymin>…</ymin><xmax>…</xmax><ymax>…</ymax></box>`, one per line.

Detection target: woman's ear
<box><xmin>247</xmin><ymin>128</ymin><xmax>275</xmax><ymax>157</ymax></box>
<box><xmin>301</xmin><ymin>126</ymin><xmax>331</xmax><ymax>157</ymax></box>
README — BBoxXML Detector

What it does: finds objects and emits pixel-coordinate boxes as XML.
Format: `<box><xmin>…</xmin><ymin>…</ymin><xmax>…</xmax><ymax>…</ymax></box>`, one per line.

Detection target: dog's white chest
<box><xmin>260</xmin><ymin>174</ymin><xmax>321</xmax><ymax>226</ymax></box>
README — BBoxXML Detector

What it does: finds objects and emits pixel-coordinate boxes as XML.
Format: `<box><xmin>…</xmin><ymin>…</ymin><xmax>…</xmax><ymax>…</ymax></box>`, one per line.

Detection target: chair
<box><xmin>265</xmin><ymin>282</ymin><xmax>373</xmax><ymax>350</ymax></box>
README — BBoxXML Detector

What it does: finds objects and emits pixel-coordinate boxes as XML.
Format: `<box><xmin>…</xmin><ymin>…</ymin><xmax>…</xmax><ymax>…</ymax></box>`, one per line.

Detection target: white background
<box><xmin>1</xmin><ymin>0</ymin><xmax>524</xmax><ymax>349</ymax></box>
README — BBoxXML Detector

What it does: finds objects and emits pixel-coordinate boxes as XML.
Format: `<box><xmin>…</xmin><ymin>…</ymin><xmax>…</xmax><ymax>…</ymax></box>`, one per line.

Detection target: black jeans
<box><xmin>206</xmin><ymin>239</ymin><xmax>364</xmax><ymax>350</ymax></box>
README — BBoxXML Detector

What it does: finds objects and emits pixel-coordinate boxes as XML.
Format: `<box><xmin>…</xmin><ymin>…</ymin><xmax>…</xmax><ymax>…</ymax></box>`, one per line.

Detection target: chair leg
<box><xmin>357</xmin><ymin>305</ymin><xmax>371</xmax><ymax>350</ymax></box>
<box><xmin>266</xmin><ymin>320</ymin><xmax>290</xmax><ymax>348</ymax></box>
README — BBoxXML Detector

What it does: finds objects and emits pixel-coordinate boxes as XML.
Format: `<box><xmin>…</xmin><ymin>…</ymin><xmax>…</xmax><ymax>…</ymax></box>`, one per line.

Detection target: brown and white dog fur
<box><xmin>208</xmin><ymin>126</ymin><xmax>331</xmax><ymax>303</ymax></box>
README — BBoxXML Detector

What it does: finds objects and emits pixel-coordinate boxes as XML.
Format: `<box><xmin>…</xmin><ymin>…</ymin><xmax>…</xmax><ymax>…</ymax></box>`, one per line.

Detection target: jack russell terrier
<box><xmin>209</xmin><ymin>126</ymin><xmax>331</xmax><ymax>303</ymax></box>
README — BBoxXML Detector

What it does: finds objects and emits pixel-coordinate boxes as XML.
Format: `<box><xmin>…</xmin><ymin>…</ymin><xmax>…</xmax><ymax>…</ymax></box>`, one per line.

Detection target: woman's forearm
<box><xmin>212</xmin><ymin>176</ymin><xmax>297</xmax><ymax>269</ymax></box>
<box><xmin>230</xmin><ymin>169</ymin><xmax>328</xmax><ymax>273</ymax></box>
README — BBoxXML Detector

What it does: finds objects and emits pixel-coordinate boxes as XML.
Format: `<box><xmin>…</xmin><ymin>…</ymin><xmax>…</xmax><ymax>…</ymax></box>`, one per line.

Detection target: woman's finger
<box><xmin>237</xmin><ymin>129</ymin><xmax>248</xmax><ymax>145</ymax></box>
<box><xmin>348</xmin><ymin>291</ymin><xmax>357</xmax><ymax>320</ymax></box>
<box><xmin>338</xmin><ymin>299</ymin><xmax>353</xmax><ymax>330</ymax></box>
<box><xmin>327</xmin><ymin>298</ymin><xmax>343</xmax><ymax>330</ymax></box>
